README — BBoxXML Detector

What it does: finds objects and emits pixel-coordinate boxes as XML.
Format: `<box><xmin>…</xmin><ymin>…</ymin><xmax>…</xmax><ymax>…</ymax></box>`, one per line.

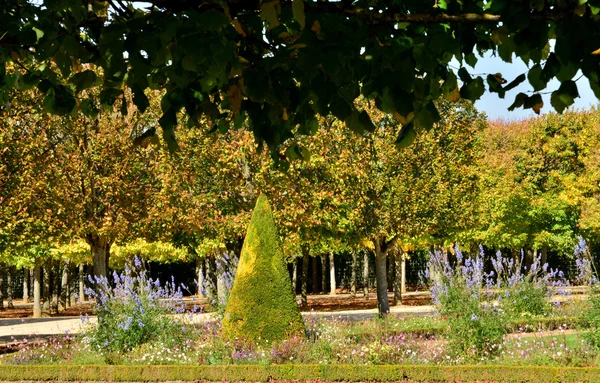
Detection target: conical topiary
<box><xmin>222</xmin><ymin>194</ymin><xmax>305</xmax><ymax>343</ymax></box>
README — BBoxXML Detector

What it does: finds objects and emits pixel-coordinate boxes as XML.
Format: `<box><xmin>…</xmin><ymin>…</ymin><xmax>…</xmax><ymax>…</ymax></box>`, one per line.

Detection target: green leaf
<box><xmin>292</xmin><ymin>0</ymin><xmax>305</xmax><ymax>28</ymax></box>
<box><xmin>458</xmin><ymin>67</ymin><xmax>472</xmax><ymax>84</ymax></box>
<box><xmin>99</xmin><ymin>88</ymin><xmax>123</xmax><ymax>106</ymax></box>
<box><xmin>527</xmin><ymin>64</ymin><xmax>546</xmax><ymax>91</ymax></box>
<box><xmin>330</xmin><ymin>96</ymin><xmax>351</xmax><ymax>121</ymax></box>
<box><xmin>80</xmin><ymin>98</ymin><xmax>99</xmax><ymax>118</ymax></box>
<box><xmin>464</xmin><ymin>52</ymin><xmax>478</xmax><ymax>68</ymax></box>
<box><xmin>508</xmin><ymin>92</ymin><xmax>528</xmax><ymax>111</ymax></box>
<box><xmin>392</xmin><ymin>36</ymin><xmax>414</xmax><ymax>53</ymax></box>
<box><xmin>132</xmin><ymin>85</ymin><xmax>150</xmax><ymax>113</ymax></box>
<box><xmin>460</xmin><ymin>76</ymin><xmax>485</xmax><ymax>101</ymax></box>
<box><xmin>358</xmin><ymin>110</ymin><xmax>376</xmax><ymax>133</ymax></box>
<box><xmin>43</xmin><ymin>85</ymin><xmax>76</xmax><ymax>116</ymax></box>
<box><xmin>503</xmin><ymin>73</ymin><xmax>526</xmax><ymax>93</ymax></box>
<box><xmin>552</xmin><ymin>80</ymin><xmax>579</xmax><ymax>112</ymax></box>
<box><xmin>159</xmin><ymin>109</ymin><xmax>179</xmax><ymax>152</ymax></box>
<box><xmin>19</xmin><ymin>72</ymin><xmax>41</xmax><ymax>91</ymax></box>
<box><xmin>530</xmin><ymin>0</ymin><xmax>545</xmax><ymax>12</ymax></box>
<box><xmin>414</xmin><ymin>101</ymin><xmax>440</xmax><ymax>129</ymax></box>
<box><xmin>70</xmin><ymin>70</ymin><xmax>97</xmax><ymax>93</ymax></box>
<box><xmin>523</xmin><ymin>93</ymin><xmax>543</xmax><ymax>114</ymax></box>
<box><xmin>498</xmin><ymin>35</ymin><xmax>515</xmax><ymax>63</ymax></box>
<box><xmin>396</xmin><ymin>121</ymin><xmax>417</xmax><ymax>149</ymax></box>
<box><xmin>299</xmin><ymin>118</ymin><xmax>319</xmax><ymax>135</ymax></box>
<box><xmin>556</xmin><ymin>60</ymin><xmax>579</xmax><ymax>82</ymax></box>
<box><xmin>441</xmin><ymin>71</ymin><xmax>460</xmax><ymax>101</ymax></box>
<box><xmin>55</xmin><ymin>50</ymin><xmax>71</xmax><ymax>78</ymax></box>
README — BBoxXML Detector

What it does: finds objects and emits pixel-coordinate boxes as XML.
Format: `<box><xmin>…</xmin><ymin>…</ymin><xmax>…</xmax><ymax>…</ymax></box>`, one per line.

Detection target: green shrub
<box><xmin>582</xmin><ymin>287</ymin><xmax>600</xmax><ymax>348</ymax></box>
<box><xmin>222</xmin><ymin>195</ymin><xmax>305</xmax><ymax>343</ymax></box>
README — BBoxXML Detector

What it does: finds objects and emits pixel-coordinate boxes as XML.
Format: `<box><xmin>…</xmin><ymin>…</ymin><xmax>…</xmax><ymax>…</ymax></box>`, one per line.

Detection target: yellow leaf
<box><xmin>592</xmin><ymin>48</ymin><xmax>600</xmax><ymax>55</ymax></box>
<box><xmin>292</xmin><ymin>0</ymin><xmax>305</xmax><ymax>28</ymax></box>
<box><xmin>232</xmin><ymin>19</ymin><xmax>246</xmax><ymax>37</ymax></box>
<box><xmin>493</xmin><ymin>73</ymin><xmax>507</xmax><ymax>84</ymax></box>
<box><xmin>532</xmin><ymin>100</ymin><xmax>543</xmax><ymax>115</ymax></box>
<box><xmin>445</xmin><ymin>87</ymin><xmax>461</xmax><ymax>102</ymax></box>
<box><xmin>311</xmin><ymin>20</ymin><xmax>321</xmax><ymax>35</ymax></box>
<box><xmin>227</xmin><ymin>84</ymin><xmax>242</xmax><ymax>116</ymax></box>
<box><xmin>260</xmin><ymin>0</ymin><xmax>280</xmax><ymax>30</ymax></box>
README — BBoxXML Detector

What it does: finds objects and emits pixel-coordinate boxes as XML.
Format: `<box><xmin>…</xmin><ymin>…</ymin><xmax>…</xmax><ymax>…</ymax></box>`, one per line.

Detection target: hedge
<box><xmin>1</xmin><ymin>364</ymin><xmax>600</xmax><ymax>382</ymax></box>
<box><xmin>345</xmin><ymin>316</ymin><xmax>581</xmax><ymax>341</ymax></box>
<box><xmin>222</xmin><ymin>195</ymin><xmax>305</xmax><ymax>343</ymax></box>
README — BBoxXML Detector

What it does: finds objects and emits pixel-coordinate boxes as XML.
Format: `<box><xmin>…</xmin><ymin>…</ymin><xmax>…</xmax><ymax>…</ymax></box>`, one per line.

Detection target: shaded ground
<box><xmin>0</xmin><ymin>303</ymin><xmax>93</xmax><ymax>319</ymax></box>
<box><xmin>302</xmin><ymin>292</ymin><xmax>430</xmax><ymax>311</ymax></box>
<box><xmin>0</xmin><ymin>292</ymin><xmax>431</xmax><ymax>319</ymax></box>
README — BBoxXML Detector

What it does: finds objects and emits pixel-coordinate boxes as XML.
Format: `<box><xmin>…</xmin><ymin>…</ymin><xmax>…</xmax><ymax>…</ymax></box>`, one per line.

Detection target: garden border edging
<box><xmin>1</xmin><ymin>364</ymin><xmax>600</xmax><ymax>382</ymax></box>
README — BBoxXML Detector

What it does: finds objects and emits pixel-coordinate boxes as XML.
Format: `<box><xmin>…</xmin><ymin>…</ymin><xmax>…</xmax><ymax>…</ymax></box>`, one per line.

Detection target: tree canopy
<box><xmin>2</xmin><ymin>0</ymin><xmax>599</xmax><ymax>157</ymax></box>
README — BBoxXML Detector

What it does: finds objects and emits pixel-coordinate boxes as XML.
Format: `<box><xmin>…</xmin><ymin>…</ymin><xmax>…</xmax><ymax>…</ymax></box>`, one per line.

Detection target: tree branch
<box><xmin>132</xmin><ymin>0</ymin><xmax>572</xmax><ymax>24</ymax></box>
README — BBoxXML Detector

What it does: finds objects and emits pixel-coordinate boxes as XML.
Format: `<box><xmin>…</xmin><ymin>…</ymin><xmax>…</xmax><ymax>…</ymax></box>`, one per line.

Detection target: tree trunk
<box><xmin>301</xmin><ymin>247</ymin><xmax>309</xmax><ymax>307</ymax></box>
<box><xmin>363</xmin><ymin>250</ymin><xmax>369</xmax><ymax>298</ymax></box>
<box><xmin>206</xmin><ymin>257</ymin><xmax>218</xmax><ymax>305</ymax></box>
<box><xmin>196</xmin><ymin>257</ymin><xmax>205</xmax><ymax>298</ymax></box>
<box><xmin>312</xmin><ymin>256</ymin><xmax>319</xmax><ymax>293</ymax></box>
<box><xmin>329</xmin><ymin>251</ymin><xmax>336</xmax><ymax>295</ymax></box>
<box><xmin>387</xmin><ymin>255</ymin><xmax>394</xmax><ymax>292</ymax></box>
<box><xmin>43</xmin><ymin>263</ymin><xmax>50</xmax><ymax>311</ymax></box>
<box><xmin>292</xmin><ymin>257</ymin><xmax>298</xmax><ymax>294</ymax></box>
<box><xmin>374</xmin><ymin>237</ymin><xmax>390</xmax><ymax>316</ymax></box>
<box><xmin>541</xmin><ymin>245</ymin><xmax>548</xmax><ymax>267</ymax></box>
<box><xmin>87</xmin><ymin>234</ymin><xmax>111</xmax><ymax>278</ymax></box>
<box><xmin>51</xmin><ymin>262</ymin><xmax>59</xmax><ymax>314</ymax></box>
<box><xmin>525</xmin><ymin>248</ymin><xmax>534</xmax><ymax>271</ymax></box>
<box><xmin>6</xmin><ymin>267</ymin><xmax>14</xmax><ymax>308</ymax></box>
<box><xmin>401</xmin><ymin>252</ymin><xmax>406</xmax><ymax>293</ymax></box>
<box><xmin>33</xmin><ymin>263</ymin><xmax>42</xmax><ymax>318</ymax></box>
<box><xmin>350</xmin><ymin>250</ymin><xmax>358</xmax><ymax>297</ymax></box>
<box><xmin>216</xmin><ymin>253</ymin><xmax>228</xmax><ymax>306</ymax></box>
<box><xmin>23</xmin><ymin>268</ymin><xmax>30</xmax><ymax>303</ymax></box>
<box><xmin>70</xmin><ymin>264</ymin><xmax>78</xmax><ymax>306</ymax></box>
<box><xmin>320</xmin><ymin>254</ymin><xmax>327</xmax><ymax>294</ymax></box>
<box><xmin>60</xmin><ymin>260</ymin><xmax>70</xmax><ymax>311</ymax></box>
<box><xmin>78</xmin><ymin>264</ymin><xmax>85</xmax><ymax>303</ymax></box>
<box><xmin>393</xmin><ymin>252</ymin><xmax>403</xmax><ymax>306</ymax></box>
<box><xmin>0</xmin><ymin>268</ymin><xmax>4</xmax><ymax>310</ymax></box>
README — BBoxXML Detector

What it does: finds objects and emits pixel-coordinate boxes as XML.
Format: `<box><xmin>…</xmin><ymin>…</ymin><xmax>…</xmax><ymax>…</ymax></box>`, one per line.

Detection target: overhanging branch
<box><xmin>131</xmin><ymin>0</ymin><xmax>572</xmax><ymax>24</ymax></box>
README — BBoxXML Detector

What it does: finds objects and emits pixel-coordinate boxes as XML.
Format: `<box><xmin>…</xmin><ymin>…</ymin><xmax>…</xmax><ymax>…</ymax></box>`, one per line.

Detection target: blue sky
<box><xmin>461</xmin><ymin>53</ymin><xmax>599</xmax><ymax>121</ymax></box>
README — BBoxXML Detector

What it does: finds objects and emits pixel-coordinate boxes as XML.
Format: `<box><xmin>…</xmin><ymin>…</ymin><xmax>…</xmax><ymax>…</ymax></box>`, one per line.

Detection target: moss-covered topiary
<box><xmin>222</xmin><ymin>194</ymin><xmax>305</xmax><ymax>343</ymax></box>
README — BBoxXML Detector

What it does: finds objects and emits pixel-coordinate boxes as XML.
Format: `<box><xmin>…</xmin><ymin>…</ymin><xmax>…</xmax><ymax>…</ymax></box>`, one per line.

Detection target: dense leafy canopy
<box><xmin>2</xmin><ymin>0</ymin><xmax>600</xmax><ymax>157</ymax></box>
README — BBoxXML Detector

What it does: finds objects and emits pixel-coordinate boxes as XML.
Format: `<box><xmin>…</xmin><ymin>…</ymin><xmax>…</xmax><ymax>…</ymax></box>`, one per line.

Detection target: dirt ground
<box><xmin>0</xmin><ymin>292</ymin><xmax>431</xmax><ymax>319</ymax></box>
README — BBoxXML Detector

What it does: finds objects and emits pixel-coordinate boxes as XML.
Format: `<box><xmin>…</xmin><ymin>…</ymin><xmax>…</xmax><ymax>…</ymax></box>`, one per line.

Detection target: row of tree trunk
<box><xmin>0</xmin><ymin>261</ymin><xmax>87</xmax><ymax>318</ymax></box>
<box><xmin>192</xmin><ymin>249</ymin><xmax>407</xmax><ymax>315</ymax></box>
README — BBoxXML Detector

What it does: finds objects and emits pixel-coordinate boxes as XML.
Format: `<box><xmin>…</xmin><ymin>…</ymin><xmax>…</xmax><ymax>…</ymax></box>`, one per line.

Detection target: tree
<box><xmin>1</xmin><ymin>86</ymin><xmax>161</xmax><ymax>278</ymax></box>
<box><xmin>2</xmin><ymin>1</ymin><xmax>598</xmax><ymax>156</ymax></box>
<box><xmin>476</xmin><ymin>111</ymin><xmax>589</xmax><ymax>258</ymax></box>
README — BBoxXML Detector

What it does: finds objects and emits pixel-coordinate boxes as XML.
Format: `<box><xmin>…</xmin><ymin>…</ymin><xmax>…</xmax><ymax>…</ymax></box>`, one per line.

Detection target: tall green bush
<box><xmin>222</xmin><ymin>195</ymin><xmax>305</xmax><ymax>343</ymax></box>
